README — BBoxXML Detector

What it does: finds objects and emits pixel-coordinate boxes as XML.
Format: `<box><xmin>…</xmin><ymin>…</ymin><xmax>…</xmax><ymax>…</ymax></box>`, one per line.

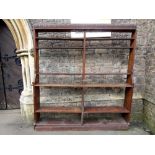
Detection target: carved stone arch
<box><xmin>3</xmin><ymin>19</ymin><xmax>34</xmax><ymax>90</ymax></box>
<box><xmin>3</xmin><ymin>19</ymin><xmax>33</xmax><ymax>50</ymax></box>
<box><xmin>2</xmin><ymin>19</ymin><xmax>34</xmax><ymax>122</ymax></box>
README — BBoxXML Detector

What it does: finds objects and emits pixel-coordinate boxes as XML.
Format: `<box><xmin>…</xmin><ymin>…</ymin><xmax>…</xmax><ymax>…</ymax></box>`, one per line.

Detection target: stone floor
<box><xmin>0</xmin><ymin>109</ymin><xmax>151</xmax><ymax>135</ymax></box>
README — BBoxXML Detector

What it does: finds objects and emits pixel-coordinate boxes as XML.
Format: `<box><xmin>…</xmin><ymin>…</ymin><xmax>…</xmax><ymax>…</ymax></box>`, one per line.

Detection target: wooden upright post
<box><xmin>81</xmin><ymin>32</ymin><xmax>86</xmax><ymax>125</ymax></box>
<box><xmin>123</xmin><ymin>30</ymin><xmax>136</xmax><ymax>122</ymax></box>
<box><xmin>33</xmin><ymin>29</ymin><xmax>40</xmax><ymax>123</ymax></box>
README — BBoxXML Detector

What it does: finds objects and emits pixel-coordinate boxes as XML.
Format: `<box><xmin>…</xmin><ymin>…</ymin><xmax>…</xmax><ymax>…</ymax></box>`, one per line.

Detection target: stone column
<box><xmin>16</xmin><ymin>49</ymin><xmax>34</xmax><ymax>124</ymax></box>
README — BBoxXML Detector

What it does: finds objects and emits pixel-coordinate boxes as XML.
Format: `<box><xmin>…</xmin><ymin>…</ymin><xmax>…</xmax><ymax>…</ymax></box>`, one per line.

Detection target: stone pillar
<box><xmin>16</xmin><ymin>49</ymin><xmax>34</xmax><ymax>124</ymax></box>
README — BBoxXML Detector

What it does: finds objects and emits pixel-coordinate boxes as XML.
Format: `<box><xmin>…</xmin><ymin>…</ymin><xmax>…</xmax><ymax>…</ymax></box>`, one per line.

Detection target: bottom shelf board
<box><xmin>34</xmin><ymin>117</ymin><xmax>129</xmax><ymax>131</ymax></box>
<box><xmin>35</xmin><ymin>106</ymin><xmax>129</xmax><ymax>114</ymax></box>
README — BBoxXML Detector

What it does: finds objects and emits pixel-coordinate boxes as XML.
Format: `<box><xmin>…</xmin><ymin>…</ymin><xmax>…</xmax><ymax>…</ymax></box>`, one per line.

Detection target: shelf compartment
<box><xmin>36</xmin><ymin>106</ymin><xmax>81</xmax><ymax>113</ymax></box>
<box><xmin>34</xmin><ymin>117</ymin><xmax>129</xmax><ymax>131</ymax></box>
<box><xmin>33</xmin><ymin>83</ymin><xmax>133</xmax><ymax>88</ymax></box>
<box><xmin>84</xmin><ymin>106</ymin><xmax>129</xmax><ymax>113</ymax></box>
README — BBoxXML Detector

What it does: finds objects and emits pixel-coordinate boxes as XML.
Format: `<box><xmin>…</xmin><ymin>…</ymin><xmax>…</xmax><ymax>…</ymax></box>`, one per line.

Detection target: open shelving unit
<box><xmin>33</xmin><ymin>24</ymin><xmax>136</xmax><ymax>131</ymax></box>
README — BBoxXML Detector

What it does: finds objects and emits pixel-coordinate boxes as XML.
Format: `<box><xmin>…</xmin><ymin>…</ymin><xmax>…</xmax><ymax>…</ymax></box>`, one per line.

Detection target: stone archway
<box><xmin>2</xmin><ymin>19</ymin><xmax>34</xmax><ymax>123</ymax></box>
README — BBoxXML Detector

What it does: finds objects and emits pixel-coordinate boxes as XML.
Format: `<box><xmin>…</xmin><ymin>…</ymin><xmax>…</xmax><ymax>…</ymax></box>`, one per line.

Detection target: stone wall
<box><xmin>143</xmin><ymin>20</ymin><xmax>155</xmax><ymax>133</ymax></box>
<box><xmin>143</xmin><ymin>20</ymin><xmax>155</xmax><ymax>104</ymax></box>
<box><xmin>112</xmin><ymin>19</ymin><xmax>147</xmax><ymax>97</ymax></box>
<box><xmin>112</xmin><ymin>20</ymin><xmax>155</xmax><ymax>100</ymax></box>
<box><xmin>144</xmin><ymin>100</ymin><xmax>155</xmax><ymax>133</ymax></box>
<box><xmin>112</xmin><ymin>19</ymin><xmax>155</xmax><ymax>131</ymax></box>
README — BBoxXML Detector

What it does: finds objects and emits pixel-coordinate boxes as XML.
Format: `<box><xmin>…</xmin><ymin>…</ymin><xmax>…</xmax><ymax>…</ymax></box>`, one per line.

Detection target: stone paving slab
<box><xmin>0</xmin><ymin>110</ymin><xmax>150</xmax><ymax>135</ymax></box>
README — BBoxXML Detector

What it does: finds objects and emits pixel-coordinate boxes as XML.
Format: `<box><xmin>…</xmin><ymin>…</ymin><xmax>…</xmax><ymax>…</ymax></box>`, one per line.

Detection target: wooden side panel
<box><xmin>123</xmin><ymin>30</ymin><xmax>136</xmax><ymax>122</ymax></box>
<box><xmin>33</xmin><ymin>29</ymin><xmax>40</xmax><ymax>123</ymax></box>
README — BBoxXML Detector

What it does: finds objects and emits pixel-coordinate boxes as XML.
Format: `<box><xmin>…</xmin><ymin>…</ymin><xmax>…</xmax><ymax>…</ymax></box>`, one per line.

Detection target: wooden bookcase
<box><xmin>33</xmin><ymin>24</ymin><xmax>136</xmax><ymax>131</ymax></box>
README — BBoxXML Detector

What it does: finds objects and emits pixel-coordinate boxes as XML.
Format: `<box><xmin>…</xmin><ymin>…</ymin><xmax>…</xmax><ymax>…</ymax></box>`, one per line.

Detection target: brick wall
<box><xmin>112</xmin><ymin>19</ymin><xmax>148</xmax><ymax>96</ymax></box>
<box><xmin>112</xmin><ymin>19</ymin><xmax>155</xmax><ymax>131</ymax></box>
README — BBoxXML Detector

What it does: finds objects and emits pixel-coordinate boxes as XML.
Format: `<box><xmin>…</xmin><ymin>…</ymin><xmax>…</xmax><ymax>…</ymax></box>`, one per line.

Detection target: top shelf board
<box><xmin>33</xmin><ymin>24</ymin><xmax>136</xmax><ymax>32</ymax></box>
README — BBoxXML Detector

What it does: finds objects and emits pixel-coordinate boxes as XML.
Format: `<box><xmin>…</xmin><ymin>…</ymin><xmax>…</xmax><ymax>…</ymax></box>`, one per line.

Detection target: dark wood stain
<box><xmin>33</xmin><ymin>24</ymin><xmax>136</xmax><ymax>130</ymax></box>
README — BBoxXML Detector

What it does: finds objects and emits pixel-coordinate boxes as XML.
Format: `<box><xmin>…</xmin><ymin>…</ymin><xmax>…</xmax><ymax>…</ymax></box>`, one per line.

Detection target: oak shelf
<box><xmin>38</xmin><ymin>72</ymin><xmax>131</xmax><ymax>75</ymax></box>
<box><xmin>33</xmin><ymin>24</ymin><xmax>136</xmax><ymax>131</ymax></box>
<box><xmin>37</xmin><ymin>47</ymin><xmax>133</xmax><ymax>50</ymax></box>
<box><xmin>84</xmin><ymin>106</ymin><xmax>130</xmax><ymax>113</ymax></box>
<box><xmin>35</xmin><ymin>106</ymin><xmax>129</xmax><ymax>114</ymax></box>
<box><xmin>33</xmin><ymin>83</ymin><xmax>133</xmax><ymax>88</ymax></box>
<box><xmin>36</xmin><ymin>107</ymin><xmax>81</xmax><ymax>113</ymax></box>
